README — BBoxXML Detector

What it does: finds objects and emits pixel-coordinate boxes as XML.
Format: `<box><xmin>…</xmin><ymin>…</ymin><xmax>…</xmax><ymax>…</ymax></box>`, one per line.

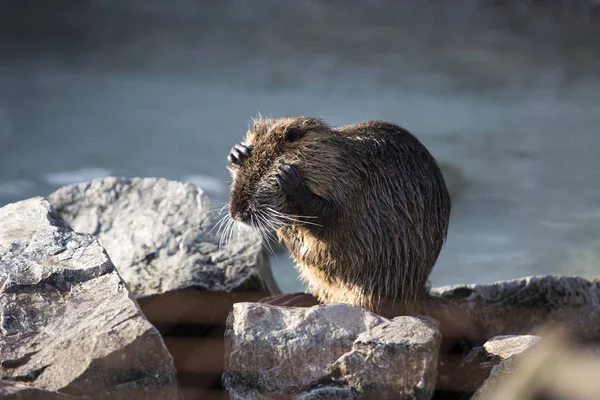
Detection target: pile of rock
<box><xmin>2</xmin><ymin>177</ymin><xmax>600</xmax><ymax>400</ymax></box>
<box><xmin>224</xmin><ymin>303</ymin><xmax>440</xmax><ymax>399</ymax></box>
<box><xmin>47</xmin><ymin>177</ymin><xmax>278</xmax><ymax>297</ymax></box>
<box><xmin>0</xmin><ymin>178</ymin><xmax>279</xmax><ymax>399</ymax></box>
<box><xmin>0</xmin><ymin>197</ymin><xmax>179</xmax><ymax>399</ymax></box>
<box><xmin>223</xmin><ymin>276</ymin><xmax>600</xmax><ymax>399</ymax></box>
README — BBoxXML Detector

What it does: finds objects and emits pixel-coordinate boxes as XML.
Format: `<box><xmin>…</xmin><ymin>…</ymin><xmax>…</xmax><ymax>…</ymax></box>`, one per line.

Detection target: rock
<box><xmin>432</xmin><ymin>276</ymin><xmax>600</xmax><ymax>340</ymax></box>
<box><xmin>0</xmin><ymin>382</ymin><xmax>71</xmax><ymax>400</ymax></box>
<box><xmin>474</xmin><ymin>332</ymin><xmax>600</xmax><ymax>400</ymax></box>
<box><xmin>48</xmin><ymin>177</ymin><xmax>279</xmax><ymax>296</ymax></box>
<box><xmin>453</xmin><ymin>335</ymin><xmax>540</xmax><ymax>394</ymax></box>
<box><xmin>49</xmin><ymin>177</ymin><xmax>280</xmax><ymax>397</ymax></box>
<box><xmin>223</xmin><ymin>303</ymin><xmax>383</xmax><ymax>399</ymax></box>
<box><xmin>481</xmin><ymin>335</ymin><xmax>541</xmax><ymax>360</ymax></box>
<box><xmin>223</xmin><ymin>303</ymin><xmax>441</xmax><ymax>400</ymax></box>
<box><xmin>0</xmin><ymin>198</ymin><xmax>181</xmax><ymax>399</ymax></box>
<box><xmin>297</xmin><ymin>387</ymin><xmax>356</xmax><ymax>400</ymax></box>
<box><xmin>332</xmin><ymin>316</ymin><xmax>440</xmax><ymax>399</ymax></box>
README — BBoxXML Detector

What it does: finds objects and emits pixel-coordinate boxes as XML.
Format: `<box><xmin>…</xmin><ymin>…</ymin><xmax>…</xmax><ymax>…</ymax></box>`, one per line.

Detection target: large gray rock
<box><xmin>0</xmin><ymin>198</ymin><xmax>181</xmax><ymax>399</ymax></box>
<box><xmin>433</xmin><ymin>276</ymin><xmax>600</xmax><ymax>340</ymax></box>
<box><xmin>332</xmin><ymin>317</ymin><xmax>440</xmax><ymax>399</ymax></box>
<box><xmin>223</xmin><ymin>303</ymin><xmax>440</xmax><ymax>400</ymax></box>
<box><xmin>48</xmin><ymin>177</ymin><xmax>279</xmax><ymax>296</ymax></box>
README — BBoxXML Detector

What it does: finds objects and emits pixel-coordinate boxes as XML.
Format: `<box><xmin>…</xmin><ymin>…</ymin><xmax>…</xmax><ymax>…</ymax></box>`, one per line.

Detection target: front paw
<box><xmin>277</xmin><ymin>163</ymin><xmax>303</xmax><ymax>194</ymax></box>
<box><xmin>227</xmin><ymin>142</ymin><xmax>253</xmax><ymax>164</ymax></box>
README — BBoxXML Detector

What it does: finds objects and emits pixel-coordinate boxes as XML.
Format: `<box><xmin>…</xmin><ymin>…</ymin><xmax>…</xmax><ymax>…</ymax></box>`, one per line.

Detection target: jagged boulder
<box><xmin>0</xmin><ymin>198</ymin><xmax>181</xmax><ymax>399</ymax></box>
<box><xmin>48</xmin><ymin>177</ymin><xmax>279</xmax><ymax>296</ymax></box>
<box><xmin>223</xmin><ymin>303</ymin><xmax>440</xmax><ymax>400</ymax></box>
<box><xmin>49</xmin><ymin>177</ymin><xmax>280</xmax><ymax>398</ymax></box>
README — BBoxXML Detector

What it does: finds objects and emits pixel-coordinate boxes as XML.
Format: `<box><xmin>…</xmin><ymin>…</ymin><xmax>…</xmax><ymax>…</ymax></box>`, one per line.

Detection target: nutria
<box><xmin>226</xmin><ymin>116</ymin><xmax>451</xmax><ymax>318</ymax></box>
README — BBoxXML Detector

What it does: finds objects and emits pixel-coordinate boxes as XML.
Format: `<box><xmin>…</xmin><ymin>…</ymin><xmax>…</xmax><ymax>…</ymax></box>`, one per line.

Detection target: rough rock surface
<box><xmin>474</xmin><ymin>333</ymin><xmax>600</xmax><ymax>400</ymax></box>
<box><xmin>454</xmin><ymin>335</ymin><xmax>541</xmax><ymax>394</ymax></box>
<box><xmin>0</xmin><ymin>382</ymin><xmax>71</xmax><ymax>399</ymax></box>
<box><xmin>332</xmin><ymin>317</ymin><xmax>440</xmax><ymax>399</ymax></box>
<box><xmin>481</xmin><ymin>335</ymin><xmax>541</xmax><ymax>360</ymax></box>
<box><xmin>48</xmin><ymin>177</ymin><xmax>279</xmax><ymax>296</ymax></box>
<box><xmin>0</xmin><ymin>198</ymin><xmax>181</xmax><ymax>399</ymax></box>
<box><xmin>469</xmin><ymin>336</ymin><xmax>541</xmax><ymax>399</ymax></box>
<box><xmin>433</xmin><ymin>276</ymin><xmax>600</xmax><ymax>340</ymax></box>
<box><xmin>223</xmin><ymin>303</ymin><xmax>440</xmax><ymax>400</ymax></box>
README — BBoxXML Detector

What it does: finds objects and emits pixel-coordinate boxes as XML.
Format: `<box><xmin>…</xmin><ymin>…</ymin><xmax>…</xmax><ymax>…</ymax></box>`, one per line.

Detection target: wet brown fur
<box><xmin>228</xmin><ymin>116</ymin><xmax>451</xmax><ymax>317</ymax></box>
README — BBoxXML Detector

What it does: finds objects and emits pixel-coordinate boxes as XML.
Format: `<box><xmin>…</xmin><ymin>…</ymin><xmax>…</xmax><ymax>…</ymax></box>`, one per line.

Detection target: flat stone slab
<box><xmin>482</xmin><ymin>335</ymin><xmax>541</xmax><ymax>360</ymax></box>
<box><xmin>0</xmin><ymin>198</ymin><xmax>181</xmax><ymax>399</ymax></box>
<box><xmin>48</xmin><ymin>177</ymin><xmax>278</xmax><ymax>296</ymax></box>
<box><xmin>223</xmin><ymin>303</ymin><xmax>440</xmax><ymax>400</ymax></box>
<box><xmin>433</xmin><ymin>275</ymin><xmax>600</xmax><ymax>340</ymax></box>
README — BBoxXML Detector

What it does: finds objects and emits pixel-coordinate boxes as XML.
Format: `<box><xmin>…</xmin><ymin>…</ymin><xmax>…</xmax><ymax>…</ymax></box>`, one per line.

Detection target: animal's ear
<box><xmin>285</xmin><ymin>127</ymin><xmax>303</xmax><ymax>143</ymax></box>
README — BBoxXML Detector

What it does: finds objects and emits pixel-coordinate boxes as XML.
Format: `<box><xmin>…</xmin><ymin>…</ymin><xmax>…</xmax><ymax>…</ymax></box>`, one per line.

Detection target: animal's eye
<box><xmin>286</xmin><ymin>127</ymin><xmax>303</xmax><ymax>142</ymax></box>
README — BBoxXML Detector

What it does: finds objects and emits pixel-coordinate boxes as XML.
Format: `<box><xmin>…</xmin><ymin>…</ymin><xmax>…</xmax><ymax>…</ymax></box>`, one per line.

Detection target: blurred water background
<box><xmin>1</xmin><ymin>0</ymin><xmax>600</xmax><ymax>292</ymax></box>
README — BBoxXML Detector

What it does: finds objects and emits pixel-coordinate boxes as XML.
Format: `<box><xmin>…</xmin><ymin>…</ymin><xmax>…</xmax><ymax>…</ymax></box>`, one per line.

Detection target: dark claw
<box><xmin>228</xmin><ymin>148</ymin><xmax>240</xmax><ymax>164</ymax></box>
<box><xmin>235</xmin><ymin>143</ymin><xmax>252</xmax><ymax>158</ymax></box>
<box><xmin>228</xmin><ymin>143</ymin><xmax>253</xmax><ymax>164</ymax></box>
<box><xmin>276</xmin><ymin>163</ymin><xmax>333</xmax><ymax>220</ymax></box>
<box><xmin>277</xmin><ymin>164</ymin><xmax>303</xmax><ymax>193</ymax></box>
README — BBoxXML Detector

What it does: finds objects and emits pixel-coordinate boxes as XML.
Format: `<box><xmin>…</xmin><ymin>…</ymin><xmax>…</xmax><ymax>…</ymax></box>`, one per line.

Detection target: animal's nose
<box><xmin>231</xmin><ymin>209</ymin><xmax>251</xmax><ymax>223</ymax></box>
<box><xmin>238</xmin><ymin>211</ymin><xmax>251</xmax><ymax>222</ymax></box>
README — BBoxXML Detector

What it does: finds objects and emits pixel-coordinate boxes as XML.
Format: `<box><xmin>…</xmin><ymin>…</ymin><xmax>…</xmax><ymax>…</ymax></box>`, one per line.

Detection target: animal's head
<box><xmin>227</xmin><ymin>116</ymin><xmax>338</xmax><ymax>236</ymax></box>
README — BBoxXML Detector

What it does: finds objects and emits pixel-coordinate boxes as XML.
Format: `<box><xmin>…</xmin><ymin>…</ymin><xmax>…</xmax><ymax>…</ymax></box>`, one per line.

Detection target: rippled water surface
<box><xmin>1</xmin><ymin>1</ymin><xmax>600</xmax><ymax>292</ymax></box>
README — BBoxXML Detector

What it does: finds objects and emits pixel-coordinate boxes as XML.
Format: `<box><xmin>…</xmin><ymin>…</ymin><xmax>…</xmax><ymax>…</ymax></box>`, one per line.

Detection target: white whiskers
<box><xmin>212</xmin><ymin>204</ymin><xmax>321</xmax><ymax>257</ymax></box>
<box><xmin>265</xmin><ymin>207</ymin><xmax>323</xmax><ymax>227</ymax></box>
